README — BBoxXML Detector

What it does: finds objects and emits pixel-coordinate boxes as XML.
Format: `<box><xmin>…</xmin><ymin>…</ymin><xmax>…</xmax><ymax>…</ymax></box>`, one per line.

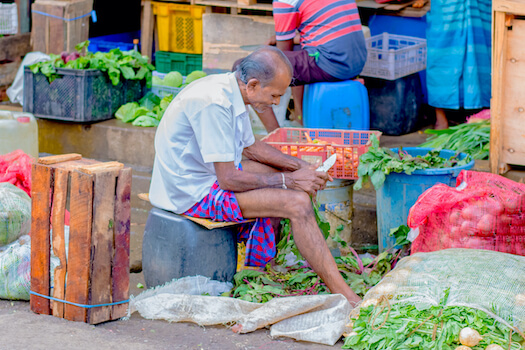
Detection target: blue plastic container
<box><xmin>88</xmin><ymin>31</ymin><xmax>140</xmax><ymax>53</ymax></box>
<box><xmin>367</xmin><ymin>15</ymin><xmax>428</xmax><ymax>103</ymax></box>
<box><xmin>376</xmin><ymin>147</ymin><xmax>475</xmax><ymax>252</ymax></box>
<box><xmin>303</xmin><ymin>80</ymin><xmax>370</xmax><ymax>130</ymax></box>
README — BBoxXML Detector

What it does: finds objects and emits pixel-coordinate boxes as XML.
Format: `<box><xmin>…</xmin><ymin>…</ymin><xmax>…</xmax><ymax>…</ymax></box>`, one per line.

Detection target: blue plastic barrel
<box><xmin>376</xmin><ymin>147</ymin><xmax>475</xmax><ymax>252</ymax></box>
<box><xmin>303</xmin><ymin>80</ymin><xmax>370</xmax><ymax>130</ymax></box>
<box><xmin>142</xmin><ymin>208</ymin><xmax>237</xmax><ymax>288</ymax></box>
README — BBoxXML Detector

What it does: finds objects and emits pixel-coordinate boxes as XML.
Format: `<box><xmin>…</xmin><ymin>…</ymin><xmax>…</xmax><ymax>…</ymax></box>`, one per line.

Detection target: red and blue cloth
<box><xmin>184</xmin><ymin>173</ymin><xmax>276</xmax><ymax>267</ymax></box>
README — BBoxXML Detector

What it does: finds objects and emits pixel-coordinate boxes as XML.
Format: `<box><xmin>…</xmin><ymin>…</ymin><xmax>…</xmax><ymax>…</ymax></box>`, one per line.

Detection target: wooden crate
<box><xmin>31</xmin><ymin>0</ymin><xmax>93</xmax><ymax>55</ymax></box>
<box><xmin>491</xmin><ymin>0</ymin><xmax>525</xmax><ymax>174</ymax></box>
<box><xmin>30</xmin><ymin>154</ymin><xmax>131</xmax><ymax>325</ymax></box>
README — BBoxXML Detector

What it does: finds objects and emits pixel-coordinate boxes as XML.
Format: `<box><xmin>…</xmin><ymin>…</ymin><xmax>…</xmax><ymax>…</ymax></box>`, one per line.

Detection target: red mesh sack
<box><xmin>0</xmin><ymin>150</ymin><xmax>33</xmax><ymax>197</ymax></box>
<box><xmin>407</xmin><ymin>170</ymin><xmax>525</xmax><ymax>255</ymax></box>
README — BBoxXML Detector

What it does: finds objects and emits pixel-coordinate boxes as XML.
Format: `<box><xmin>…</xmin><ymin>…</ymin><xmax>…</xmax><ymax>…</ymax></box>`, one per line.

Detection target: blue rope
<box><xmin>31</xmin><ymin>10</ymin><xmax>97</xmax><ymax>23</ymax></box>
<box><xmin>30</xmin><ymin>291</ymin><xmax>129</xmax><ymax>309</ymax></box>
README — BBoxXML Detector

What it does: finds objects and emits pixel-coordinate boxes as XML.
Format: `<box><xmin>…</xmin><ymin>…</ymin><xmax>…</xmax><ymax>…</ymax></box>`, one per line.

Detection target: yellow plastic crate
<box><xmin>152</xmin><ymin>2</ymin><xmax>204</xmax><ymax>54</ymax></box>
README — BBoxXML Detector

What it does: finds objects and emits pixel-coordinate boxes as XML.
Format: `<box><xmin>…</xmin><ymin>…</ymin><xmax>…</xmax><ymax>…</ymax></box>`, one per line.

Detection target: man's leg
<box><xmin>291</xmin><ymin>85</ymin><xmax>304</xmax><ymax>124</ymax></box>
<box><xmin>235</xmin><ymin>187</ymin><xmax>361</xmax><ymax>305</ymax></box>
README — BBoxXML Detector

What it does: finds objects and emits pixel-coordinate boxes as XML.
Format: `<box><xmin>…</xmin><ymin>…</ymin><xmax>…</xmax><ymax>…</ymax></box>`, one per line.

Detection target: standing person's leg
<box><xmin>435</xmin><ymin>107</ymin><xmax>449</xmax><ymax>129</ymax></box>
<box><xmin>235</xmin><ymin>187</ymin><xmax>361</xmax><ymax>305</ymax></box>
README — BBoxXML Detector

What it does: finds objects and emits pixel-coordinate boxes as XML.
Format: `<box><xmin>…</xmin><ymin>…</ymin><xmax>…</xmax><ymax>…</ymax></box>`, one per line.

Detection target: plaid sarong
<box><xmin>184</xmin><ymin>176</ymin><xmax>276</xmax><ymax>267</ymax></box>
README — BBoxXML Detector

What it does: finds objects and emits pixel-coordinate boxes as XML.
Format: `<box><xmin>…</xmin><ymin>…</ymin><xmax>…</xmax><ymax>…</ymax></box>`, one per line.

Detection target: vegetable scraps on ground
<box><xmin>223</xmin><ymin>202</ymin><xmax>411</xmax><ymax>303</ymax></box>
<box><xmin>29</xmin><ymin>41</ymin><xmax>155</xmax><ymax>86</ymax></box>
<box><xmin>343</xmin><ymin>289</ymin><xmax>525</xmax><ymax>350</ymax></box>
<box><xmin>419</xmin><ymin>120</ymin><xmax>490</xmax><ymax>160</ymax></box>
<box><xmin>354</xmin><ymin>134</ymin><xmax>472</xmax><ymax>191</ymax></box>
<box><xmin>115</xmin><ymin>92</ymin><xmax>173</xmax><ymax>127</ymax></box>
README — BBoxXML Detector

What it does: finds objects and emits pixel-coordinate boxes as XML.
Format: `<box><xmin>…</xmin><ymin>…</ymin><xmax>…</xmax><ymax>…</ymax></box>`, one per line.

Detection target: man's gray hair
<box><xmin>235</xmin><ymin>46</ymin><xmax>293</xmax><ymax>86</ymax></box>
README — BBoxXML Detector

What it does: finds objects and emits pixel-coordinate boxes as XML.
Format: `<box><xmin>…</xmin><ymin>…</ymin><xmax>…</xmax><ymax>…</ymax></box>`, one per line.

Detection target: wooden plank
<box><xmin>38</xmin><ymin>153</ymin><xmax>82</xmax><ymax>165</ymax></box>
<box><xmin>51</xmin><ymin>168</ymin><xmax>68</xmax><ymax>318</ymax></box>
<box><xmin>48</xmin><ymin>4</ymin><xmax>66</xmax><ymax>54</ymax></box>
<box><xmin>0</xmin><ymin>33</ymin><xmax>32</xmax><ymax>61</ymax></box>
<box><xmin>396</xmin><ymin>2</ymin><xmax>430</xmax><ymax>17</ymax></box>
<box><xmin>141</xmin><ymin>0</ymin><xmax>154</xmax><ymax>62</ymax></box>
<box><xmin>0</xmin><ymin>61</ymin><xmax>21</xmax><ymax>87</ymax></box>
<box><xmin>356</xmin><ymin>0</ymin><xmax>388</xmax><ymax>9</ymax></box>
<box><xmin>64</xmin><ymin>170</ymin><xmax>93</xmax><ymax>323</ymax></box>
<box><xmin>194</xmin><ymin>0</ymin><xmax>273</xmax><ymax>11</ymax></box>
<box><xmin>238</xmin><ymin>0</ymin><xmax>256</xmax><ymax>5</ymax></box>
<box><xmin>384</xmin><ymin>0</ymin><xmax>416</xmax><ymax>11</ymax></box>
<box><xmin>499</xmin><ymin>17</ymin><xmax>525</xmax><ymax>168</ymax></box>
<box><xmin>31</xmin><ymin>2</ymin><xmax>47</xmax><ymax>54</ymax></box>
<box><xmin>87</xmin><ymin>171</ymin><xmax>116</xmax><ymax>325</ymax></box>
<box><xmin>77</xmin><ymin>161</ymin><xmax>124</xmax><ymax>175</ymax></box>
<box><xmin>493</xmin><ymin>0</ymin><xmax>525</xmax><ymax>15</ymax></box>
<box><xmin>490</xmin><ymin>11</ymin><xmax>508</xmax><ymax>174</ymax></box>
<box><xmin>111</xmin><ymin>168</ymin><xmax>132</xmax><ymax>320</ymax></box>
<box><xmin>30</xmin><ymin>164</ymin><xmax>53</xmax><ymax>315</ymax></box>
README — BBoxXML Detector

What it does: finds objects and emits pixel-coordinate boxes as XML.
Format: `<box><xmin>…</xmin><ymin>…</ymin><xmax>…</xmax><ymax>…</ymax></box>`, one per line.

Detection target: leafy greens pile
<box><xmin>29</xmin><ymin>41</ymin><xmax>155</xmax><ymax>86</ymax></box>
<box><xmin>224</xmin><ymin>204</ymin><xmax>410</xmax><ymax>303</ymax></box>
<box><xmin>115</xmin><ymin>92</ymin><xmax>173</xmax><ymax>127</ymax></box>
<box><xmin>354</xmin><ymin>134</ymin><xmax>471</xmax><ymax>191</ymax></box>
<box><xmin>343</xmin><ymin>289</ymin><xmax>524</xmax><ymax>350</ymax></box>
<box><xmin>419</xmin><ymin>121</ymin><xmax>490</xmax><ymax>160</ymax></box>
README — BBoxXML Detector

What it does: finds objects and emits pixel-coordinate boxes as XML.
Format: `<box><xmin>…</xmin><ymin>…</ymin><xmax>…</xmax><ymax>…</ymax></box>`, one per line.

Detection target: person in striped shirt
<box><xmin>261</xmin><ymin>0</ymin><xmax>367</xmax><ymax>131</ymax></box>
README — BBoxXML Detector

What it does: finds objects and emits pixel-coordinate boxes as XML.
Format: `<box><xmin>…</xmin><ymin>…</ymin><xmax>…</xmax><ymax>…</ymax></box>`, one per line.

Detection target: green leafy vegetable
<box><xmin>29</xmin><ymin>41</ymin><xmax>155</xmax><ymax>87</ymax></box>
<box><xmin>115</xmin><ymin>93</ymin><xmax>173</xmax><ymax>126</ymax></box>
<box><xmin>223</xmin><ymin>196</ymin><xmax>411</xmax><ymax>302</ymax></box>
<box><xmin>343</xmin><ymin>293</ymin><xmax>524</xmax><ymax>350</ymax></box>
<box><xmin>419</xmin><ymin>121</ymin><xmax>490</xmax><ymax>160</ymax></box>
<box><xmin>354</xmin><ymin>134</ymin><xmax>471</xmax><ymax>191</ymax></box>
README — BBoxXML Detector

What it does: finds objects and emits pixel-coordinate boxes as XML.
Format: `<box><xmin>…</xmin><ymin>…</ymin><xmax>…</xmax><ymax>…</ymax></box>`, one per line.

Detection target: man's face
<box><xmin>245</xmin><ymin>69</ymin><xmax>291</xmax><ymax>113</ymax></box>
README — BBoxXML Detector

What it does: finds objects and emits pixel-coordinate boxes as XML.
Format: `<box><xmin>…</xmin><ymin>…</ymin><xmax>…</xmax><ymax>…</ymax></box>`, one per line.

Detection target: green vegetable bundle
<box><xmin>224</xmin><ymin>204</ymin><xmax>410</xmax><ymax>303</ymax></box>
<box><xmin>419</xmin><ymin>121</ymin><xmax>490</xmax><ymax>160</ymax></box>
<box><xmin>29</xmin><ymin>41</ymin><xmax>155</xmax><ymax>86</ymax></box>
<box><xmin>115</xmin><ymin>92</ymin><xmax>173</xmax><ymax>127</ymax></box>
<box><xmin>355</xmin><ymin>134</ymin><xmax>471</xmax><ymax>190</ymax></box>
<box><xmin>344</xmin><ymin>296</ymin><xmax>524</xmax><ymax>350</ymax></box>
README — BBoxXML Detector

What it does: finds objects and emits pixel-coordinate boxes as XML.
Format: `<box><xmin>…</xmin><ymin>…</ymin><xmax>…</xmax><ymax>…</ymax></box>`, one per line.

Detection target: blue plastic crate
<box><xmin>303</xmin><ymin>80</ymin><xmax>370</xmax><ymax>130</ymax></box>
<box><xmin>88</xmin><ymin>31</ymin><xmax>140</xmax><ymax>53</ymax></box>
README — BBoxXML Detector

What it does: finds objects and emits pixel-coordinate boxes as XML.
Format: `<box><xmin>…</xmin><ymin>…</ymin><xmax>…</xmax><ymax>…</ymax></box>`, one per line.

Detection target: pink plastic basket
<box><xmin>262</xmin><ymin>128</ymin><xmax>381</xmax><ymax>180</ymax></box>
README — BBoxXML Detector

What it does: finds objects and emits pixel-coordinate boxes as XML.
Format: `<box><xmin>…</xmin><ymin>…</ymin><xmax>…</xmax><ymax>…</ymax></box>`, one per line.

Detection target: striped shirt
<box><xmin>273</xmin><ymin>0</ymin><xmax>367</xmax><ymax>79</ymax></box>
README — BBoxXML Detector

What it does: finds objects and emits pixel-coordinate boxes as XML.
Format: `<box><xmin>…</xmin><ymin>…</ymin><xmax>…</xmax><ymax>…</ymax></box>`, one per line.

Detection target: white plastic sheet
<box><xmin>128</xmin><ymin>275</ymin><xmax>352</xmax><ymax>346</ymax></box>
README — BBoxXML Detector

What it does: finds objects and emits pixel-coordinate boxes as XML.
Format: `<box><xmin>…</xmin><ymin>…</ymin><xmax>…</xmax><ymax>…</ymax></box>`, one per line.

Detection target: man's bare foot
<box><xmin>434</xmin><ymin>120</ymin><xmax>449</xmax><ymax>130</ymax></box>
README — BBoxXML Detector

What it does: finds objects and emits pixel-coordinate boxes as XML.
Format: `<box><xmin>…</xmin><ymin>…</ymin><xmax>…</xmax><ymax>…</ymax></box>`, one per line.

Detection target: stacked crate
<box><xmin>151</xmin><ymin>1</ymin><xmax>204</xmax><ymax>75</ymax></box>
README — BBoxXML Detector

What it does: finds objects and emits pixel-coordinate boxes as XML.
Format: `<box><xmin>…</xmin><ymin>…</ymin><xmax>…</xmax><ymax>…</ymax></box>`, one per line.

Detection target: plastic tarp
<box><xmin>128</xmin><ymin>275</ymin><xmax>352</xmax><ymax>346</ymax></box>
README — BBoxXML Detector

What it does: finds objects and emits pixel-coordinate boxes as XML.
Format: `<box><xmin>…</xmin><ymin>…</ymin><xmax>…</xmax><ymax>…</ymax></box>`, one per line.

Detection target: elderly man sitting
<box><xmin>149</xmin><ymin>46</ymin><xmax>361</xmax><ymax>306</ymax></box>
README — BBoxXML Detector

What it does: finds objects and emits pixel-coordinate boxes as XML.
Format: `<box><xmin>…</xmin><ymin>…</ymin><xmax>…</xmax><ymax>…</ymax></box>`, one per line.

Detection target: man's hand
<box><xmin>288</xmin><ymin>162</ymin><xmax>333</xmax><ymax>196</ymax></box>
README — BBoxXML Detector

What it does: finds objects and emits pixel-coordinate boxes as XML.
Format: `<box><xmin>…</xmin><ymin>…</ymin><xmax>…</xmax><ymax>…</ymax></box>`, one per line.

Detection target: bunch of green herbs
<box><xmin>343</xmin><ymin>289</ymin><xmax>524</xmax><ymax>350</ymax></box>
<box><xmin>29</xmin><ymin>41</ymin><xmax>155</xmax><ymax>86</ymax></box>
<box><xmin>115</xmin><ymin>92</ymin><xmax>173</xmax><ymax>127</ymax></box>
<box><xmin>419</xmin><ymin>121</ymin><xmax>490</xmax><ymax>160</ymax></box>
<box><xmin>223</xmin><ymin>202</ymin><xmax>410</xmax><ymax>303</ymax></box>
<box><xmin>354</xmin><ymin>134</ymin><xmax>471</xmax><ymax>191</ymax></box>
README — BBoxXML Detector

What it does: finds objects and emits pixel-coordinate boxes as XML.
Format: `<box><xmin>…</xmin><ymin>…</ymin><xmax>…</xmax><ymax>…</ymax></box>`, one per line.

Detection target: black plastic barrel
<box><xmin>142</xmin><ymin>207</ymin><xmax>238</xmax><ymax>288</ymax></box>
<box><xmin>366</xmin><ymin>73</ymin><xmax>423</xmax><ymax>136</ymax></box>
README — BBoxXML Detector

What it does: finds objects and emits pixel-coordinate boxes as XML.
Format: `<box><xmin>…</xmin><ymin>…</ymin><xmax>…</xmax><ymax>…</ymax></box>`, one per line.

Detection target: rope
<box><xmin>30</xmin><ymin>291</ymin><xmax>128</xmax><ymax>309</ymax></box>
<box><xmin>368</xmin><ymin>295</ymin><xmax>392</xmax><ymax>331</ymax></box>
<box><xmin>31</xmin><ymin>10</ymin><xmax>97</xmax><ymax>23</ymax></box>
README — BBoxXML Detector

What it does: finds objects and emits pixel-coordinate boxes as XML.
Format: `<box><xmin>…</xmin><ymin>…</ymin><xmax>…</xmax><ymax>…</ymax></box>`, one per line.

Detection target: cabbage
<box><xmin>163</xmin><ymin>71</ymin><xmax>183</xmax><ymax>88</ymax></box>
<box><xmin>0</xmin><ymin>183</ymin><xmax>31</xmax><ymax>246</ymax></box>
<box><xmin>185</xmin><ymin>70</ymin><xmax>207</xmax><ymax>84</ymax></box>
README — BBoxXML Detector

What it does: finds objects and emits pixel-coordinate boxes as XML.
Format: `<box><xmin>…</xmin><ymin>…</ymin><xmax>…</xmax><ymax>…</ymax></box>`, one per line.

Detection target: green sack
<box><xmin>0</xmin><ymin>183</ymin><xmax>31</xmax><ymax>246</ymax></box>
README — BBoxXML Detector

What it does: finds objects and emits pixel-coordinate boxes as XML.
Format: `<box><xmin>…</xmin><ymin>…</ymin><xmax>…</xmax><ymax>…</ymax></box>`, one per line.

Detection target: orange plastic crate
<box><xmin>262</xmin><ymin>128</ymin><xmax>381</xmax><ymax>180</ymax></box>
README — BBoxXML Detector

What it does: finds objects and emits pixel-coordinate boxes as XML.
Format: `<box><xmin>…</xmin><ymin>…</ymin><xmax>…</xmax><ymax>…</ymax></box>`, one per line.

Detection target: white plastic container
<box><xmin>0</xmin><ymin>110</ymin><xmax>38</xmax><ymax>159</ymax></box>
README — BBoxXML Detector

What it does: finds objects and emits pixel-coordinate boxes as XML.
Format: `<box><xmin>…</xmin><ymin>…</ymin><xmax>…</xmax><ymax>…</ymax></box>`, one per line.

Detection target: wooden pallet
<box><xmin>30</xmin><ymin>154</ymin><xmax>131</xmax><ymax>325</ymax></box>
<box><xmin>491</xmin><ymin>0</ymin><xmax>525</xmax><ymax>174</ymax></box>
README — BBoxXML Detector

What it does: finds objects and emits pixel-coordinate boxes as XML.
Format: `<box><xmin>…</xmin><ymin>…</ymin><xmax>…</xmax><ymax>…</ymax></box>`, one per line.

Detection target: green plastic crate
<box><xmin>155</xmin><ymin>51</ymin><xmax>202</xmax><ymax>76</ymax></box>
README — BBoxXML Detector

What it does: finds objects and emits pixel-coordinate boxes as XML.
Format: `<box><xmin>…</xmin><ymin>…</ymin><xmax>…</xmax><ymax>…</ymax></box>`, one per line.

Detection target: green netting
<box><xmin>0</xmin><ymin>183</ymin><xmax>31</xmax><ymax>246</ymax></box>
